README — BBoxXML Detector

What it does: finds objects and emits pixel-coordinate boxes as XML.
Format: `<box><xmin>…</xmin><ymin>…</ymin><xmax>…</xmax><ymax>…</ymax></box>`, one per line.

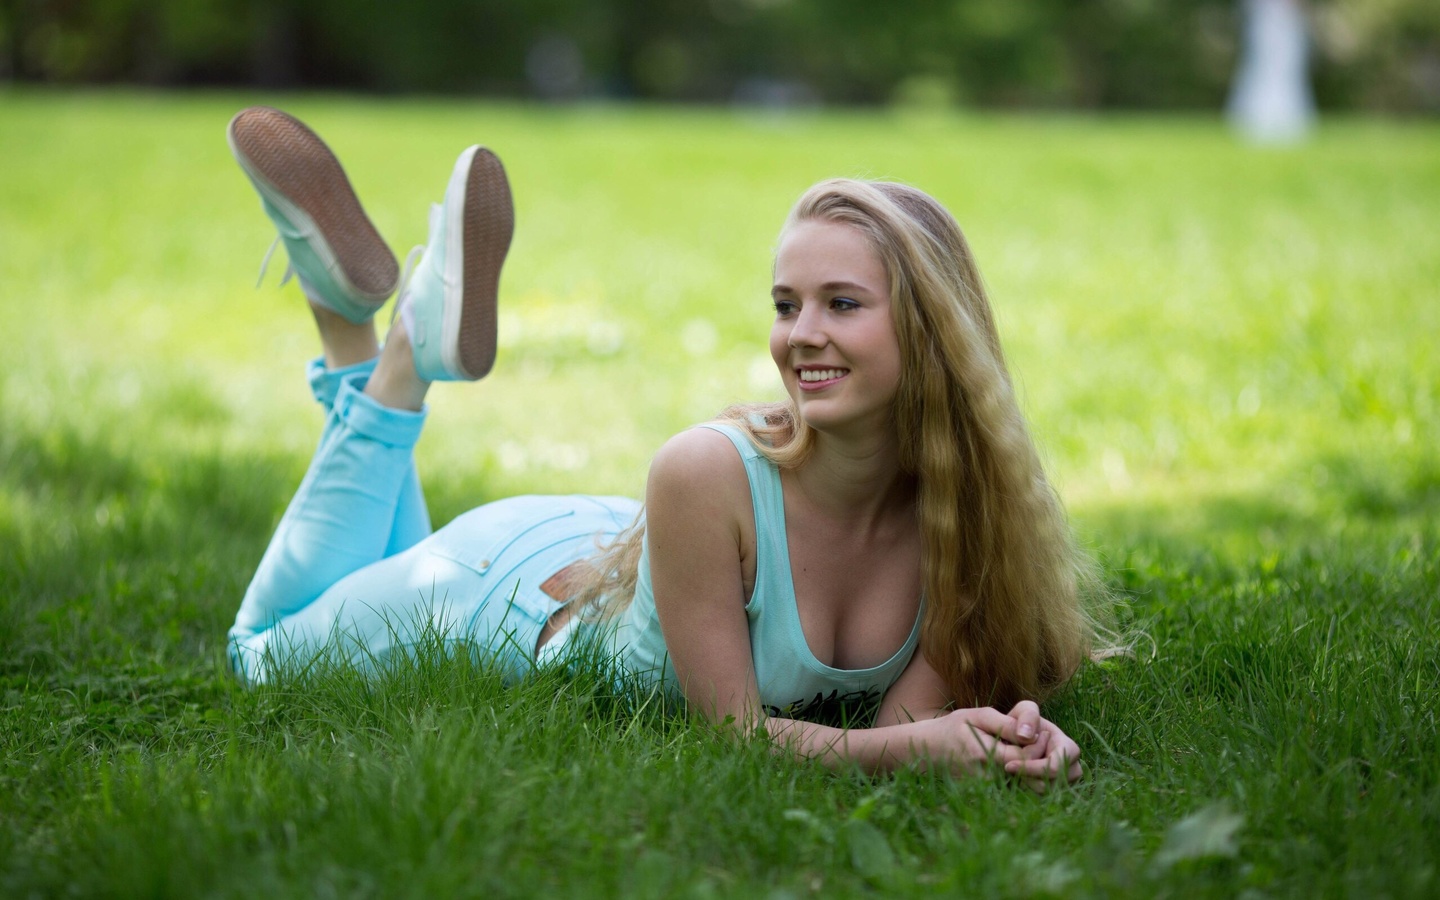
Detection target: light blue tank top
<box><xmin>589</xmin><ymin>423</ymin><xmax>923</xmax><ymax>725</ymax></box>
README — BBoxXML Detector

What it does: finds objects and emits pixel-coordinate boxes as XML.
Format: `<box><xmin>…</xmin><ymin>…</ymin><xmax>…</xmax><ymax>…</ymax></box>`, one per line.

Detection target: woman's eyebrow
<box><xmin>820</xmin><ymin>280</ymin><xmax>871</xmax><ymax>294</ymax></box>
<box><xmin>770</xmin><ymin>280</ymin><xmax>872</xmax><ymax>296</ymax></box>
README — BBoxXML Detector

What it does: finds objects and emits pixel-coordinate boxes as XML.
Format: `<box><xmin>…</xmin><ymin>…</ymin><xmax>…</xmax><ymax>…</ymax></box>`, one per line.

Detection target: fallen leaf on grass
<box><xmin>1154</xmin><ymin>802</ymin><xmax>1244</xmax><ymax>869</ymax></box>
<box><xmin>843</xmin><ymin>819</ymin><xmax>896</xmax><ymax>882</ymax></box>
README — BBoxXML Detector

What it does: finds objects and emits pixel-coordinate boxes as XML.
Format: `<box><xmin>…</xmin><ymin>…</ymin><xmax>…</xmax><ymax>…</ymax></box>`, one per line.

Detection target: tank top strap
<box><xmin>694</xmin><ymin>422</ymin><xmax>790</xmax><ymax>609</ymax></box>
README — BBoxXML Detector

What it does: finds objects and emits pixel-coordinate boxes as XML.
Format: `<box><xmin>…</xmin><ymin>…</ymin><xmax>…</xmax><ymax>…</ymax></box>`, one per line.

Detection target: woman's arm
<box><xmin>645</xmin><ymin>428</ymin><xmax>766</xmax><ymax>722</ymax></box>
<box><xmin>764</xmin><ymin>651</ymin><xmax>1081</xmax><ymax>784</ymax></box>
<box><xmin>778</xmin><ymin>650</ymin><xmax>1080</xmax><ymax>782</ymax></box>
<box><xmin>878</xmin><ymin>648</ymin><xmax>1083</xmax><ymax>787</ymax></box>
<box><xmin>762</xmin><ymin>706</ymin><xmax>1032</xmax><ymax>776</ymax></box>
<box><xmin>645</xmin><ymin>429</ymin><xmax>1079</xmax><ymax>785</ymax></box>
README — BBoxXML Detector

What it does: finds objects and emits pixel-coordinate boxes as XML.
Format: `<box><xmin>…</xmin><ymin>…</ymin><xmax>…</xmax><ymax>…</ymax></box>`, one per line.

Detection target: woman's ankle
<box><xmin>310</xmin><ymin>301</ymin><xmax>380</xmax><ymax>369</ymax></box>
<box><xmin>363</xmin><ymin>318</ymin><xmax>430</xmax><ymax>412</ymax></box>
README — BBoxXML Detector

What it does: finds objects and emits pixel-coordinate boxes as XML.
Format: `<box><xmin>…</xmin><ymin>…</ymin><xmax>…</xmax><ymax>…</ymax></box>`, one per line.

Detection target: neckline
<box><xmin>768</xmin><ymin>466</ymin><xmax>923</xmax><ymax>677</ymax></box>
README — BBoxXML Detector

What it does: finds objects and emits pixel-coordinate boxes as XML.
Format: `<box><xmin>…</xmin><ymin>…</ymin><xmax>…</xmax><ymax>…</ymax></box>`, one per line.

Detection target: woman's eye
<box><xmin>831</xmin><ymin>297</ymin><xmax>860</xmax><ymax>311</ymax></box>
<box><xmin>772</xmin><ymin>299</ymin><xmax>798</xmax><ymax>316</ymax></box>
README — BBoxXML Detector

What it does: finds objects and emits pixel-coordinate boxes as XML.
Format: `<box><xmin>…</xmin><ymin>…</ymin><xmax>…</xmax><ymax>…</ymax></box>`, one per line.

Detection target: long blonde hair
<box><xmin>575</xmin><ymin>178</ymin><xmax>1113</xmax><ymax>709</ymax></box>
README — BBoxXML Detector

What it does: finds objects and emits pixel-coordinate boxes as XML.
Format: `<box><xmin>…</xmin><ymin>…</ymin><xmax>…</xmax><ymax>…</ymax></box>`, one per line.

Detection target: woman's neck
<box><xmin>791</xmin><ymin>430</ymin><xmax>914</xmax><ymax>526</ymax></box>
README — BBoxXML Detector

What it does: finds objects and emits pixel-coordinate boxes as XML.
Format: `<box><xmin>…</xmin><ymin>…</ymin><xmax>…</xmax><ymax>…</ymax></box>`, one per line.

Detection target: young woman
<box><xmin>225</xmin><ymin>106</ymin><xmax>1109</xmax><ymax>791</ymax></box>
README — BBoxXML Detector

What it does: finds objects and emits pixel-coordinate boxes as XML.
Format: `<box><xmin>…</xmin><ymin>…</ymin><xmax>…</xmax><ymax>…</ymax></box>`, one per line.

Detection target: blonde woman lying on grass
<box><xmin>225</xmin><ymin>106</ymin><xmax>1114</xmax><ymax>792</ymax></box>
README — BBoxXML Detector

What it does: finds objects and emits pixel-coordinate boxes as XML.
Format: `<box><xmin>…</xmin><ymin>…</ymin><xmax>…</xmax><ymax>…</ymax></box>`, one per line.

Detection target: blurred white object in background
<box><xmin>1227</xmin><ymin>0</ymin><xmax>1316</xmax><ymax>143</ymax></box>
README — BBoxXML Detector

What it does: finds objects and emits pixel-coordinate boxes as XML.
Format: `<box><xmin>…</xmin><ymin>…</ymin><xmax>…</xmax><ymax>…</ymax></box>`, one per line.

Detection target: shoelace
<box><xmin>387</xmin><ymin>244</ymin><xmax>426</xmax><ymax>329</ymax></box>
<box><xmin>256</xmin><ymin>200</ymin><xmax>435</xmax><ymax>320</ymax></box>
<box><xmin>391</xmin><ymin>203</ymin><xmax>442</xmax><ymax>326</ymax></box>
<box><xmin>254</xmin><ymin>236</ymin><xmax>297</xmax><ymax>289</ymax></box>
<box><xmin>255</xmin><ymin>235</ymin><xmax>420</xmax><ymax>326</ymax></box>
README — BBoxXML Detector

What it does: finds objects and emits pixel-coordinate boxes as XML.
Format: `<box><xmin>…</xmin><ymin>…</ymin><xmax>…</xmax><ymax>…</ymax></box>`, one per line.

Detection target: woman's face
<box><xmin>769</xmin><ymin>219</ymin><xmax>902</xmax><ymax>438</ymax></box>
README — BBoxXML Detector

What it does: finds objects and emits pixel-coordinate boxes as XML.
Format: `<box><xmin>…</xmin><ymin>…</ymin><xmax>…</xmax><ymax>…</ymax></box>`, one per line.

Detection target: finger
<box><xmin>1016</xmin><ymin>730</ymin><xmax>1050</xmax><ymax>761</ymax></box>
<box><xmin>1051</xmin><ymin>735</ymin><xmax>1081</xmax><ymax>764</ymax></box>
<box><xmin>968</xmin><ymin>729</ymin><xmax>1027</xmax><ymax>767</ymax></box>
<box><xmin>1008</xmin><ymin>735</ymin><xmax>1058</xmax><ymax>770</ymax></box>
<box><xmin>1004</xmin><ymin>758</ymin><xmax>1064</xmax><ymax>780</ymax></box>
<box><xmin>1006</xmin><ymin>767</ymin><xmax>1053</xmax><ymax>795</ymax></box>
<box><xmin>955</xmin><ymin>707</ymin><xmax>1014</xmax><ymax>739</ymax></box>
<box><xmin>1039</xmin><ymin>720</ymin><xmax>1082</xmax><ymax>762</ymax></box>
<box><xmin>1006</xmin><ymin>753</ymin><xmax>1085</xmax><ymax>787</ymax></box>
<box><xmin>1007</xmin><ymin>701</ymin><xmax>1042</xmax><ymax>743</ymax></box>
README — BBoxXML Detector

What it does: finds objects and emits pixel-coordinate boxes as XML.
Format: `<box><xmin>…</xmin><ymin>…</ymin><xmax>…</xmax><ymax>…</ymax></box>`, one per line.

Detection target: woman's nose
<box><xmin>787</xmin><ymin>304</ymin><xmax>826</xmax><ymax>348</ymax></box>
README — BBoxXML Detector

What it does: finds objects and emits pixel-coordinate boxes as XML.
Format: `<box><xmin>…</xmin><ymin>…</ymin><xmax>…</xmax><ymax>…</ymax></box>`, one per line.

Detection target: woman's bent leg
<box><xmin>230</xmin><ymin>364</ymin><xmax>427</xmax><ymax>659</ymax></box>
<box><xmin>307</xmin><ymin>356</ymin><xmax>432</xmax><ymax>556</ymax></box>
<box><xmin>385</xmin><ymin>464</ymin><xmax>431</xmax><ymax>557</ymax></box>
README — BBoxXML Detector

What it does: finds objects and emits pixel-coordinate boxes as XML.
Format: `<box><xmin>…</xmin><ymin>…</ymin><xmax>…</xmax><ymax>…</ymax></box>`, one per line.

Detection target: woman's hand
<box><xmin>1001</xmin><ymin>701</ymin><xmax>1083</xmax><ymax>793</ymax></box>
<box><xmin>904</xmin><ymin>707</ymin><xmax>1037</xmax><ymax>776</ymax></box>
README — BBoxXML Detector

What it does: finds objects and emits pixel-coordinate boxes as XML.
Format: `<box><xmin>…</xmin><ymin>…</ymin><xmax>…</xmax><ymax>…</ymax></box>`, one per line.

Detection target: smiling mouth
<box><xmin>797</xmin><ymin>367</ymin><xmax>848</xmax><ymax>388</ymax></box>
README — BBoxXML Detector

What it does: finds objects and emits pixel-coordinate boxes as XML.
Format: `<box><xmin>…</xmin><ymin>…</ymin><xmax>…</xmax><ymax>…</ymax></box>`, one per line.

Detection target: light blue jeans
<box><xmin>228</xmin><ymin>358</ymin><xmax>640</xmax><ymax>684</ymax></box>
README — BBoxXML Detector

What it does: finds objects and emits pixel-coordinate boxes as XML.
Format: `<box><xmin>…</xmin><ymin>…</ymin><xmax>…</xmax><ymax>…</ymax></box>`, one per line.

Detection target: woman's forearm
<box><xmin>762</xmin><ymin>715</ymin><xmax>945</xmax><ymax>774</ymax></box>
<box><xmin>760</xmin><ymin>707</ymin><xmax>1046</xmax><ymax>778</ymax></box>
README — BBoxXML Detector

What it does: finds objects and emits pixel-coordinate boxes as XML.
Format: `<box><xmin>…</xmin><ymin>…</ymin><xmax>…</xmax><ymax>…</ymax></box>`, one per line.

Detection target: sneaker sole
<box><xmin>227</xmin><ymin>107</ymin><xmax>398</xmax><ymax>304</ymax></box>
<box><xmin>457</xmin><ymin>148</ymin><xmax>513</xmax><ymax>380</ymax></box>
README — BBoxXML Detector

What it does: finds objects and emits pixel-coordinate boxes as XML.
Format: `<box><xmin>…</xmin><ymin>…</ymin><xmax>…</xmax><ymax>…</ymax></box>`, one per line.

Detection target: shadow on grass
<box><xmin>0</xmin><ymin>404</ymin><xmax>519</xmax><ymax>682</ymax></box>
<box><xmin>1080</xmin><ymin>448</ymin><xmax>1440</xmax><ymax>571</ymax></box>
<box><xmin>0</xmin><ymin>418</ymin><xmax>296</xmax><ymax>676</ymax></box>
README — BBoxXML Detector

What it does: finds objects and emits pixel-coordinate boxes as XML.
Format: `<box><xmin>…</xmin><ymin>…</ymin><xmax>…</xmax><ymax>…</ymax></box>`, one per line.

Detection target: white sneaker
<box><xmin>227</xmin><ymin>107</ymin><xmax>397</xmax><ymax>322</ymax></box>
<box><xmin>398</xmin><ymin>146</ymin><xmax>513</xmax><ymax>381</ymax></box>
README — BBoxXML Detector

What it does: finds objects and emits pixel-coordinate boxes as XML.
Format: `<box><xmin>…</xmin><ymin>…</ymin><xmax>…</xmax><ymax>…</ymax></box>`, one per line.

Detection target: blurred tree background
<box><xmin>1</xmin><ymin>0</ymin><xmax>1436</xmax><ymax>111</ymax></box>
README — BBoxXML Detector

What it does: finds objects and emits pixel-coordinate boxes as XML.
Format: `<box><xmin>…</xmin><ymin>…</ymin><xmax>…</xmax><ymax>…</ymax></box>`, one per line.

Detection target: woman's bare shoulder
<box><xmin>647</xmin><ymin>426</ymin><xmax>751</xmax><ymax>514</ymax></box>
<box><xmin>651</xmin><ymin>426</ymin><xmax>745</xmax><ymax>478</ymax></box>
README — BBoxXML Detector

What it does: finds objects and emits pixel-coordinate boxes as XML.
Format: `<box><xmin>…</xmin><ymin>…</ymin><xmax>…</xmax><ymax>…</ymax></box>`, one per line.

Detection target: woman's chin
<box><xmin>794</xmin><ymin>402</ymin><xmax>887</xmax><ymax>438</ymax></box>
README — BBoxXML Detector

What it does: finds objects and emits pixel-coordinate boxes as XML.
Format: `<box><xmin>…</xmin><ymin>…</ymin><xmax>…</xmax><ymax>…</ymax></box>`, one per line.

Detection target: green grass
<box><xmin>2</xmin><ymin>89</ymin><xmax>1438</xmax><ymax>897</ymax></box>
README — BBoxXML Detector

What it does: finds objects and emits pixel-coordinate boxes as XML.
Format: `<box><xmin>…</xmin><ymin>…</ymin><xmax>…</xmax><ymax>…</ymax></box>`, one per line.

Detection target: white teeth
<box><xmin>799</xmin><ymin>368</ymin><xmax>846</xmax><ymax>382</ymax></box>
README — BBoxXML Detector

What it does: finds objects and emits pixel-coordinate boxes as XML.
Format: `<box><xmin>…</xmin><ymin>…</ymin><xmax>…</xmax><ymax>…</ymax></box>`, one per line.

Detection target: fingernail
<box><xmin>1018</xmin><ymin>723</ymin><xmax>1035</xmax><ymax>740</ymax></box>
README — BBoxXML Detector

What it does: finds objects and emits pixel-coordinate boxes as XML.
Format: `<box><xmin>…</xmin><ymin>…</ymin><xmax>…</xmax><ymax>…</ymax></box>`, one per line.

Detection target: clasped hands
<box><xmin>920</xmin><ymin>700</ymin><xmax>1083</xmax><ymax>792</ymax></box>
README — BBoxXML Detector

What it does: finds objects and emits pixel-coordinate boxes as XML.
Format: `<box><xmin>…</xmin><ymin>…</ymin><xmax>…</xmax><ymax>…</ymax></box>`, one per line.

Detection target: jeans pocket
<box><xmin>425</xmin><ymin>496</ymin><xmax>579</xmax><ymax>577</ymax></box>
